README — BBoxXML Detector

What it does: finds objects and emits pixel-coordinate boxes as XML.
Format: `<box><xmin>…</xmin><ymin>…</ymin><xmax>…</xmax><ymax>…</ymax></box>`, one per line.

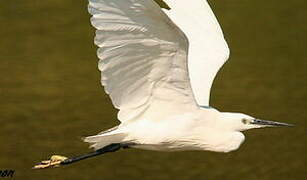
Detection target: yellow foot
<box><xmin>33</xmin><ymin>155</ymin><xmax>68</xmax><ymax>169</ymax></box>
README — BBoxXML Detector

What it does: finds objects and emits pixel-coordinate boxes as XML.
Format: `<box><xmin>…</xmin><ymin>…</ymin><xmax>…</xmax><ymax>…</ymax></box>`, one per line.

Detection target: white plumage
<box><xmin>83</xmin><ymin>0</ymin><xmax>291</xmax><ymax>153</ymax></box>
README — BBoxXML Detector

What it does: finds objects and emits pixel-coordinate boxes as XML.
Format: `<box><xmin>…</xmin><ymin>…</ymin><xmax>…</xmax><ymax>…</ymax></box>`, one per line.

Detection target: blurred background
<box><xmin>0</xmin><ymin>0</ymin><xmax>306</xmax><ymax>179</ymax></box>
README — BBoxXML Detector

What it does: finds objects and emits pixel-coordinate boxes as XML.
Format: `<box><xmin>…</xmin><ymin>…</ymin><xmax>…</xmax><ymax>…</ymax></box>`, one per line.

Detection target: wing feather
<box><xmin>88</xmin><ymin>0</ymin><xmax>199</xmax><ymax>123</ymax></box>
<box><xmin>163</xmin><ymin>0</ymin><xmax>230</xmax><ymax>106</ymax></box>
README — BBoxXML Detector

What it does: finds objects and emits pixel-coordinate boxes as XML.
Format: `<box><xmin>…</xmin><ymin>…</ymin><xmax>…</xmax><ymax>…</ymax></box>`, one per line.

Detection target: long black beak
<box><xmin>251</xmin><ymin>119</ymin><xmax>294</xmax><ymax>127</ymax></box>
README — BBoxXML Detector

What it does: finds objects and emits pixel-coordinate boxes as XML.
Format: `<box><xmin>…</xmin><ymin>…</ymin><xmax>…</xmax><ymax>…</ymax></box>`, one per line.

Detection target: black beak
<box><xmin>251</xmin><ymin>119</ymin><xmax>294</xmax><ymax>127</ymax></box>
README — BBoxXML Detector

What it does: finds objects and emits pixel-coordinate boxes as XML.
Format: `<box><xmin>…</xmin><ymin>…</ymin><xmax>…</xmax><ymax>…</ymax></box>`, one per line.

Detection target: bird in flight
<box><xmin>34</xmin><ymin>0</ymin><xmax>292</xmax><ymax>169</ymax></box>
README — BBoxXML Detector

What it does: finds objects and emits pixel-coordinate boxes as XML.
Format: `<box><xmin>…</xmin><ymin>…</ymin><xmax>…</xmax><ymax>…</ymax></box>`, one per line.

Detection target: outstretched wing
<box><xmin>163</xmin><ymin>0</ymin><xmax>230</xmax><ymax>107</ymax></box>
<box><xmin>88</xmin><ymin>0</ymin><xmax>199</xmax><ymax>123</ymax></box>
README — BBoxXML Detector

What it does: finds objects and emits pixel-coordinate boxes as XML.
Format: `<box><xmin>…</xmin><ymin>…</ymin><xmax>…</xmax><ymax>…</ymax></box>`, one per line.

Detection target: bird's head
<box><xmin>220</xmin><ymin>112</ymin><xmax>293</xmax><ymax>131</ymax></box>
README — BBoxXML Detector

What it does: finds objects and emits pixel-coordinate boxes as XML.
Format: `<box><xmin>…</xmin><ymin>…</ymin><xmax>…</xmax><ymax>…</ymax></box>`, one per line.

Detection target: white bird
<box><xmin>34</xmin><ymin>0</ymin><xmax>292</xmax><ymax>169</ymax></box>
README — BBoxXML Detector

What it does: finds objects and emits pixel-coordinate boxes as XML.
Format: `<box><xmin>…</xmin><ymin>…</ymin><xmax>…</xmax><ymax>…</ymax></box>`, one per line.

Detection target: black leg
<box><xmin>60</xmin><ymin>143</ymin><xmax>124</xmax><ymax>165</ymax></box>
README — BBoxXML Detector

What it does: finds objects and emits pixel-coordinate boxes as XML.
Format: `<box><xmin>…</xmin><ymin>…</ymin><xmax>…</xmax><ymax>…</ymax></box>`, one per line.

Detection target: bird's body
<box><xmin>34</xmin><ymin>0</ymin><xmax>292</xmax><ymax>169</ymax></box>
<box><xmin>117</xmin><ymin>108</ymin><xmax>244</xmax><ymax>153</ymax></box>
<box><xmin>86</xmin><ymin>107</ymin><xmax>246</xmax><ymax>153</ymax></box>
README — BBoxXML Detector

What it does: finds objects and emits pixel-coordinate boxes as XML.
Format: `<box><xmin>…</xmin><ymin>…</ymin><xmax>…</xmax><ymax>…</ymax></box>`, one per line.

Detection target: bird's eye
<box><xmin>242</xmin><ymin>119</ymin><xmax>248</xmax><ymax>124</ymax></box>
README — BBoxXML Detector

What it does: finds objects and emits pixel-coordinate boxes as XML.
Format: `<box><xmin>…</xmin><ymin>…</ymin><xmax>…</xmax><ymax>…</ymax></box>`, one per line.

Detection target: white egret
<box><xmin>34</xmin><ymin>0</ymin><xmax>292</xmax><ymax>169</ymax></box>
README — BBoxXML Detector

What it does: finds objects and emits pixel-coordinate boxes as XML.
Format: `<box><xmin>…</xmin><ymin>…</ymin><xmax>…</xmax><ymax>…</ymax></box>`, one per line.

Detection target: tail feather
<box><xmin>83</xmin><ymin>126</ymin><xmax>127</xmax><ymax>150</ymax></box>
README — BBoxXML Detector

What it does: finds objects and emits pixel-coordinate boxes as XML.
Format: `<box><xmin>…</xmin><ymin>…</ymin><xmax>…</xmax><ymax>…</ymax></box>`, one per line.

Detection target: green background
<box><xmin>0</xmin><ymin>0</ymin><xmax>306</xmax><ymax>179</ymax></box>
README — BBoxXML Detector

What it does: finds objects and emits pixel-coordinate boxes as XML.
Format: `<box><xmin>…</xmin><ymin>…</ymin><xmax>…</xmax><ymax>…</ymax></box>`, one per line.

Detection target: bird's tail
<box><xmin>83</xmin><ymin>126</ymin><xmax>127</xmax><ymax>150</ymax></box>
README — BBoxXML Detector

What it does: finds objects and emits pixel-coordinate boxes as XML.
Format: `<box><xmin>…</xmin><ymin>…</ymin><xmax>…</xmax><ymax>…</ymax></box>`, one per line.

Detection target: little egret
<box><xmin>34</xmin><ymin>0</ymin><xmax>292</xmax><ymax>169</ymax></box>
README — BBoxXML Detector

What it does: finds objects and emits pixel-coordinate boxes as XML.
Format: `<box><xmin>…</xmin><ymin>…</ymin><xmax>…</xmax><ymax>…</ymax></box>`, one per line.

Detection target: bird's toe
<box><xmin>33</xmin><ymin>155</ymin><xmax>68</xmax><ymax>169</ymax></box>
